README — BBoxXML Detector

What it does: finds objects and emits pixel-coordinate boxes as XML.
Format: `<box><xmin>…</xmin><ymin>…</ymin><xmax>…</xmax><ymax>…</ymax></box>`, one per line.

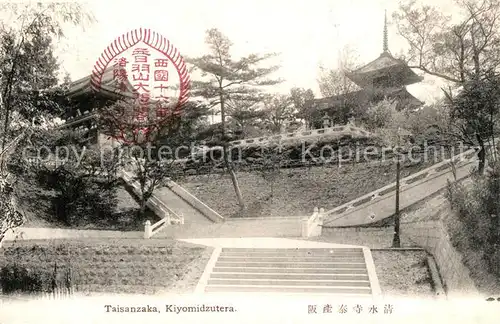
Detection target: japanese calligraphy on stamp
<box><xmin>90</xmin><ymin>28</ymin><xmax>190</xmax><ymax>144</ymax></box>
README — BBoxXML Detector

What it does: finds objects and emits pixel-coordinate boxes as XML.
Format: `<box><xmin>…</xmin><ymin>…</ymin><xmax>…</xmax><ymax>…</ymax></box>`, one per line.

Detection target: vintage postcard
<box><xmin>0</xmin><ymin>0</ymin><xmax>499</xmax><ymax>323</ymax></box>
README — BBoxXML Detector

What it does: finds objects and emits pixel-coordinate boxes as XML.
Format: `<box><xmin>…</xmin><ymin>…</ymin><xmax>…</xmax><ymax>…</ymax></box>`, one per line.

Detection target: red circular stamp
<box><xmin>91</xmin><ymin>28</ymin><xmax>190</xmax><ymax>144</ymax></box>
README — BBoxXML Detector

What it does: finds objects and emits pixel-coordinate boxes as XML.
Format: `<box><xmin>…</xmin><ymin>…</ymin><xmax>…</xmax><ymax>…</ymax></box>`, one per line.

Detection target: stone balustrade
<box><xmin>301</xmin><ymin>207</ymin><xmax>325</xmax><ymax>238</ymax></box>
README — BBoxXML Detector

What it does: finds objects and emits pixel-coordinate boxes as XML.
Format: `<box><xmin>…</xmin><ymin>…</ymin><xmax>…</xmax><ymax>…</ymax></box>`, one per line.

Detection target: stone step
<box><xmin>210</xmin><ymin>273</ymin><xmax>369</xmax><ymax>281</ymax></box>
<box><xmin>214</xmin><ymin>262</ymin><xmax>366</xmax><ymax>269</ymax></box>
<box><xmin>220</xmin><ymin>251</ymin><xmax>364</xmax><ymax>257</ymax></box>
<box><xmin>212</xmin><ymin>267</ymin><xmax>368</xmax><ymax>274</ymax></box>
<box><xmin>221</xmin><ymin>248</ymin><xmax>363</xmax><ymax>253</ymax></box>
<box><xmin>217</xmin><ymin>256</ymin><xmax>365</xmax><ymax>262</ymax></box>
<box><xmin>207</xmin><ymin>279</ymin><xmax>371</xmax><ymax>287</ymax></box>
<box><xmin>204</xmin><ymin>285</ymin><xmax>372</xmax><ymax>294</ymax></box>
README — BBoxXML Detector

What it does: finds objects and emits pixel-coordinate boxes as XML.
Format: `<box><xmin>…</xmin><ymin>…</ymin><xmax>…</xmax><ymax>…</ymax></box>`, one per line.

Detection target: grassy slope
<box><xmin>178</xmin><ymin>161</ymin><xmax>436</xmax><ymax>218</ymax></box>
<box><xmin>372</xmin><ymin>250</ymin><xmax>434</xmax><ymax>297</ymax></box>
<box><xmin>0</xmin><ymin>239</ymin><xmax>208</xmax><ymax>295</ymax></box>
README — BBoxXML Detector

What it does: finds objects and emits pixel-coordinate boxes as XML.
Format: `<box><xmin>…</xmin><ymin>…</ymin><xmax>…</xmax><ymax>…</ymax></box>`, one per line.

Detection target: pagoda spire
<box><xmin>383</xmin><ymin>10</ymin><xmax>388</xmax><ymax>53</ymax></box>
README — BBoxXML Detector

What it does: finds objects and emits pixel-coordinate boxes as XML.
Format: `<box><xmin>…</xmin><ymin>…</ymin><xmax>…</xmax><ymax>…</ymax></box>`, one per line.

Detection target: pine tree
<box><xmin>188</xmin><ymin>28</ymin><xmax>282</xmax><ymax>210</ymax></box>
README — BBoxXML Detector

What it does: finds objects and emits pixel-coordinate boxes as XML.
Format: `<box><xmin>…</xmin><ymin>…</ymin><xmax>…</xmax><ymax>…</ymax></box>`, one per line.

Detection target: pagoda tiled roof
<box><xmin>346</xmin><ymin>52</ymin><xmax>423</xmax><ymax>87</ymax></box>
<box><xmin>308</xmin><ymin>87</ymin><xmax>423</xmax><ymax>113</ymax></box>
<box><xmin>66</xmin><ymin>67</ymin><xmax>136</xmax><ymax>99</ymax></box>
<box><xmin>351</xmin><ymin>52</ymin><xmax>403</xmax><ymax>74</ymax></box>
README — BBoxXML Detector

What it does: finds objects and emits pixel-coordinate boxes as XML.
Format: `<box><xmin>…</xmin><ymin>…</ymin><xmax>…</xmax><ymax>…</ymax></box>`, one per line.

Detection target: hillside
<box><xmin>178</xmin><ymin>160</ymin><xmax>439</xmax><ymax>218</ymax></box>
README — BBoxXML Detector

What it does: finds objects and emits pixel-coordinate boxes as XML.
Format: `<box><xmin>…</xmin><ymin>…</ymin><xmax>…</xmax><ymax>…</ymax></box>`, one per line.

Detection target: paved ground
<box><xmin>178</xmin><ymin>237</ymin><xmax>365</xmax><ymax>248</ymax></box>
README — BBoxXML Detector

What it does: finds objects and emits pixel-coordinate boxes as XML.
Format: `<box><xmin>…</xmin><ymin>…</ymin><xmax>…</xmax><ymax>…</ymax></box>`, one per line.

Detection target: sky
<box><xmin>33</xmin><ymin>0</ymin><xmax>460</xmax><ymax>104</ymax></box>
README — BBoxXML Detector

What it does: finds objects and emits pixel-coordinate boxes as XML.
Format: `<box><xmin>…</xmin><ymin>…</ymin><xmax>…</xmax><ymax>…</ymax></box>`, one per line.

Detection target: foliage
<box><xmin>362</xmin><ymin>99</ymin><xmax>408</xmax><ymax>142</ymax></box>
<box><xmin>446</xmin><ymin>159</ymin><xmax>500</xmax><ymax>277</ymax></box>
<box><xmin>187</xmin><ymin>28</ymin><xmax>283</xmax><ymax>209</ymax></box>
<box><xmin>225</xmin><ymin>98</ymin><xmax>268</xmax><ymax>138</ymax></box>
<box><xmin>0</xmin><ymin>261</ymin><xmax>72</xmax><ymax>295</ymax></box>
<box><xmin>448</xmin><ymin>71</ymin><xmax>500</xmax><ymax>172</ymax></box>
<box><xmin>8</xmin><ymin>127</ymin><xmax>121</xmax><ymax>227</ymax></box>
<box><xmin>262</xmin><ymin>94</ymin><xmax>294</xmax><ymax>133</ymax></box>
<box><xmin>317</xmin><ymin>45</ymin><xmax>361</xmax><ymax>97</ymax></box>
<box><xmin>258</xmin><ymin>140</ymin><xmax>285</xmax><ymax>198</ymax></box>
<box><xmin>0</xmin><ymin>2</ymin><xmax>95</xmax><ymax>148</ymax></box>
<box><xmin>1</xmin><ymin>263</ymin><xmax>45</xmax><ymax>294</ymax></box>
<box><xmin>100</xmin><ymin>98</ymin><xmax>203</xmax><ymax>216</ymax></box>
<box><xmin>393</xmin><ymin>0</ymin><xmax>500</xmax><ymax>84</ymax></box>
<box><xmin>405</xmin><ymin>104</ymin><xmax>451</xmax><ymax>145</ymax></box>
<box><xmin>290</xmin><ymin>87</ymin><xmax>315</xmax><ymax>120</ymax></box>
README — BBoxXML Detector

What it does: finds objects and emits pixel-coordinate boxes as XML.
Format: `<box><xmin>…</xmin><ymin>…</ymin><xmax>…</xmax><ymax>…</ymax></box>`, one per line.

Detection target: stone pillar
<box><xmin>322</xmin><ymin>113</ymin><xmax>330</xmax><ymax>129</ymax></box>
<box><xmin>144</xmin><ymin>220</ymin><xmax>152</xmax><ymax>239</ymax></box>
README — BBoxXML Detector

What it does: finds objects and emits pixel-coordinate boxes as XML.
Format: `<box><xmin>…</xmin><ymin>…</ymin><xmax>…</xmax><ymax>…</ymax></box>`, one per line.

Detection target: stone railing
<box><xmin>229</xmin><ymin>125</ymin><xmax>372</xmax><ymax>148</ymax></box>
<box><xmin>323</xmin><ymin>148</ymin><xmax>478</xmax><ymax>226</ymax></box>
<box><xmin>165</xmin><ymin>179</ymin><xmax>225</xmax><ymax>223</ymax></box>
<box><xmin>301</xmin><ymin>207</ymin><xmax>325</xmax><ymax>238</ymax></box>
<box><xmin>143</xmin><ymin>213</ymin><xmax>170</xmax><ymax>239</ymax></box>
<box><xmin>121</xmin><ymin>170</ymin><xmax>184</xmax><ymax>226</ymax></box>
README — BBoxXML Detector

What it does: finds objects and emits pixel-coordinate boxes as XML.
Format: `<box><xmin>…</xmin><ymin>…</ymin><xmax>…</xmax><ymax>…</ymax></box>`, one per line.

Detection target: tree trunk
<box><xmin>219</xmin><ymin>83</ymin><xmax>246</xmax><ymax>210</ymax></box>
<box><xmin>228</xmin><ymin>161</ymin><xmax>246</xmax><ymax>210</ymax></box>
<box><xmin>392</xmin><ymin>156</ymin><xmax>401</xmax><ymax>248</ymax></box>
<box><xmin>477</xmin><ymin>134</ymin><xmax>486</xmax><ymax>174</ymax></box>
<box><xmin>139</xmin><ymin>199</ymin><xmax>147</xmax><ymax>217</ymax></box>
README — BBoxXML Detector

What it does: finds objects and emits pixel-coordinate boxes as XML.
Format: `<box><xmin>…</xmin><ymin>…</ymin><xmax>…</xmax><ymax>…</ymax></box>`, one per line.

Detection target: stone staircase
<box><xmin>197</xmin><ymin>247</ymin><xmax>380</xmax><ymax>296</ymax></box>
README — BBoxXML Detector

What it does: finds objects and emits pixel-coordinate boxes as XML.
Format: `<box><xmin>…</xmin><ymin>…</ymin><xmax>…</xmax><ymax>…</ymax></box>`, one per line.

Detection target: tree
<box><xmin>393</xmin><ymin>0</ymin><xmax>500</xmax><ymax>172</ymax></box>
<box><xmin>0</xmin><ymin>2</ymin><xmax>95</xmax><ymax>157</ymax></box>
<box><xmin>362</xmin><ymin>99</ymin><xmax>407</xmax><ymax>135</ymax></box>
<box><xmin>315</xmin><ymin>45</ymin><xmax>363</xmax><ymax>124</ymax></box>
<box><xmin>188</xmin><ymin>28</ymin><xmax>282</xmax><ymax>210</ymax></box>
<box><xmin>448</xmin><ymin>71</ymin><xmax>500</xmax><ymax>173</ymax></box>
<box><xmin>393</xmin><ymin>0</ymin><xmax>500</xmax><ymax>85</ymax></box>
<box><xmin>100</xmin><ymin>98</ymin><xmax>202</xmax><ymax>216</ymax></box>
<box><xmin>262</xmin><ymin>94</ymin><xmax>295</xmax><ymax>134</ymax></box>
<box><xmin>225</xmin><ymin>98</ymin><xmax>268</xmax><ymax>137</ymax></box>
<box><xmin>8</xmin><ymin>125</ymin><xmax>121</xmax><ymax>226</ymax></box>
<box><xmin>124</xmin><ymin>150</ymin><xmax>179</xmax><ymax>217</ymax></box>
<box><xmin>290</xmin><ymin>87</ymin><xmax>315</xmax><ymax>126</ymax></box>
<box><xmin>317</xmin><ymin>45</ymin><xmax>361</xmax><ymax>97</ymax></box>
<box><xmin>259</xmin><ymin>140</ymin><xmax>285</xmax><ymax>199</ymax></box>
<box><xmin>0</xmin><ymin>135</ymin><xmax>27</xmax><ymax>246</ymax></box>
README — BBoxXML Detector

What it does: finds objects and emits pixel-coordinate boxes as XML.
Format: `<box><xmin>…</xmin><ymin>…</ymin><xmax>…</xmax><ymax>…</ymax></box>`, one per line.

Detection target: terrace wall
<box><xmin>401</xmin><ymin>220</ymin><xmax>478</xmax><ymax>297</ymax></box>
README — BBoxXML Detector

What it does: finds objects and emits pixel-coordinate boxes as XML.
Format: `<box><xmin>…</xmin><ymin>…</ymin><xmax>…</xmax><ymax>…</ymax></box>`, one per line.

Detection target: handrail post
<box><xmin>144</xmin><ymin>220</ymin><xmax>151</xmax><ymax>239</ymax></box>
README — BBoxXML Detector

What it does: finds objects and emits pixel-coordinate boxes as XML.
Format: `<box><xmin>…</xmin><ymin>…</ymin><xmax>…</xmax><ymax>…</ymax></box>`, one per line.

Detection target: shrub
<box><xmin>0</xmin><ymin>264</ymin><xmax>46</xmax><ymax>294</ymax></box>
<box><xmin>446</xmin><ymin>160</ymin><xmax>500</xmax><ymax>277</ymax></box>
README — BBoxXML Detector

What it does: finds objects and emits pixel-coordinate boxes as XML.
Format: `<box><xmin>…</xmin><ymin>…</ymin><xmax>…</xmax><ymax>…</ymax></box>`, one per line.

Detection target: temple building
<box><xmin>57</xmin><ymin>67</ymin><xmax>138</xmax><ymax>146</ymax></box>
<box><xmin>306</xmin><ymin>12</ymin><xmax>424</xmax><ymax>129</ymax></box>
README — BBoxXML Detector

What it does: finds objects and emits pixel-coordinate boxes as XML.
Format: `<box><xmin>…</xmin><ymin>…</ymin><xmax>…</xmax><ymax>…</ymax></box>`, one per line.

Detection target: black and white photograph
<box><xmin>0</xmin><ymin>0</ymin><xmax>499</xmax><ymax>323</ymax></box>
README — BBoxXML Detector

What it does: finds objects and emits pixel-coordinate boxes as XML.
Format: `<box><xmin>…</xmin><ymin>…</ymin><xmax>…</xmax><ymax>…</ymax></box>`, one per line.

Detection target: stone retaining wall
<box><xmin>401</xmin><ymin>220</ymin><xmax>478</xmax><ymax>297</ymax></box>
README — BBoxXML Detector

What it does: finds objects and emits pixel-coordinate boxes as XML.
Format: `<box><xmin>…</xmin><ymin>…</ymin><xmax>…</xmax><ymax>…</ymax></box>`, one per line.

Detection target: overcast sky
<box><xmin>48</xmin><ymin>0</ymin><xmax>459</xmax><ymax>104</ymax></box>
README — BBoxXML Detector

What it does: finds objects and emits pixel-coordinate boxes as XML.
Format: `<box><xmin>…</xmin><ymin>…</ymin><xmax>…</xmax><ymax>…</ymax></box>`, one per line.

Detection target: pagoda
<box><xmin>308</xmin><ymin>11</ymin><xmax>424</xmax><ymax>128</ymax></box>
<box><xmin>56</xmin><ymin>67</ymin><xmax>140</xmax><ymax>146</ymax></box>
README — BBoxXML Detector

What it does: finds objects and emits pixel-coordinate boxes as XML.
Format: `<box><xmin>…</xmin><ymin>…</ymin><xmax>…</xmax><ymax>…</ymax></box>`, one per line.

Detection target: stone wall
<box><xmin>401</xmin><ymin>220</ymin><xmax>478</xmax><ymax>297</ymax></box>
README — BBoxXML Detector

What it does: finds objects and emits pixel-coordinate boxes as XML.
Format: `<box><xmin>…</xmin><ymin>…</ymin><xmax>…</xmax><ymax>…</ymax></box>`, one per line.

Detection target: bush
<box><xmin>1</xmin><ymin>264</ymin><xmax>46</xmax><ymax>294</ymax></box>
<box><xmin>446</xmin><ymin>161</ymin><xmax>500</xmax><ymax>277</ymax></box>
<box><xmin>48</xmin><ymin>170</ymin><xmax>118</xmax><ymax>226</ymax></box>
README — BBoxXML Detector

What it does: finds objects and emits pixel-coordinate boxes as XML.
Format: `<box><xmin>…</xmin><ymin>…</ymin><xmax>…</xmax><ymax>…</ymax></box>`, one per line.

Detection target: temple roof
<box><xmin>307</xmin><ymin>86</ymin><xmax>423</xmax><ymax>115</ymax></box>
<box><xmin>66</xmin><ymin>67</ymin><xmax>136</xmax><ymax>99</ymax></box>
<box><xmin>346</xmin><ymin>52</ymin><xmax>423</xmax><ymax>88</ymax></box>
